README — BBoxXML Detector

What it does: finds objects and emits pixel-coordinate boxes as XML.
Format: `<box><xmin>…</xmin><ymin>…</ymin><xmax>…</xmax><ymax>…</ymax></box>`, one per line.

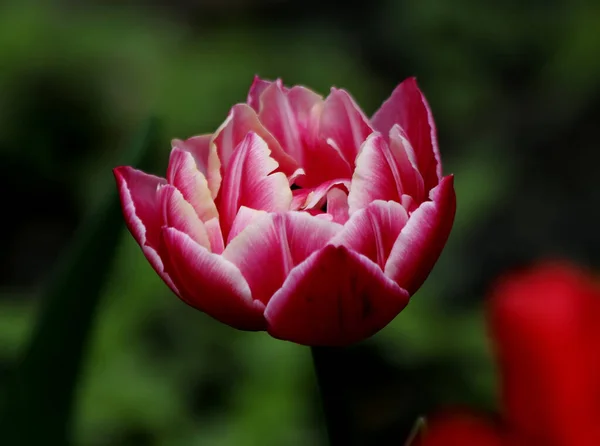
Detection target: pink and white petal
<box><xmin>222</xmin><ymin>212</ymin><xmax>342</xmax><ymax>306</ymax></box>
<box><xmin>217</xmin><ymin>132</ymin><xmax>293</xmax><ymax>238</ymax></box>
<box><xmin>247</xmin><ymin>76</ymin><xmax>282</xmax><ymax>112</ymax></box>
<box><xmin>331</xmin><ymin>200</ymin><xmax>409</xmax><ymax>269</ymax></box>
<box><xmin>265</xmin><ymin>245</ymin><xmax>410</xmax><ymax>346</ymax></box>
<box><xmin>213</xmin><ymin>103</ymin><xmax>298</xmax><ymax>176</ymax></box>
<box><xmin>171</xmin><ymin>134</ymin><xmax>221</xmax><ymax>198</ymax></box>
<box><xmin>286</xmin><ymin>86</ymin><xmax>324</xmax><ymax>147</ymax></box>
<box><xmin>157</xmin><ymin>184</ymin><xmax>211</xmax><ymax>250</ymax></box>
<box><xmin>320</xmin><ymin>88</ymin><xmax>373</xmax><ymax>167</ymax></box>
<box><xmin>167</xmin><ymin>148</ymin><xmax>219</xmax><ymax>223</ymax></box>
<box><xmin>204</xmin><ymin>217</ymin><xmax>225</xmax><ymax>255</ymax></box>
<box><xmin>326</xmin><ymin>187</ymin><xmax>350</xmax><ymax>224</ymax></box>
<box><xmin>113</xmin><ymin>166</ymin><xmax>178</xmax><ymax>292</ymax></box>
<box><xmin>347</xmin><ymin>133</ymin><xmax>403</xmax><ymax>214</ymax></box>
<box><xmin>114</xmin><ymin>166</ymin><xmax>164</xmax><ymax>249</ymax></box>
<box><xmin>389</xmin><ymin>124</ymin><xmax>425</xmax><ymax>204</ymax></box>
<box><xmin>371</xmin><ymin>77</ymin><xmax>442</xmax><ymax>192</ymax></box>
<box><xmin>227</xmin><ymin>206</ymin><xmax>269</xmax><ymax>244</ymax></box>
<box><xmin>384</xmin><ymin>175</ymin><xmax>456</xmax><ymax>294</ymax></box>
<box><xmin>291</xmin><ymin>178</ymin><xmax>350</xmax><ymax>211</ymax></box>
<box><xmin>257</xmin><ymin>82</ymin><xmax>304</xmax><ymax>162</ymax></box>
<box><xmin>162</xmin><ymin>227</ymin><xmax>266</xmax><ymax>330</ymax></box>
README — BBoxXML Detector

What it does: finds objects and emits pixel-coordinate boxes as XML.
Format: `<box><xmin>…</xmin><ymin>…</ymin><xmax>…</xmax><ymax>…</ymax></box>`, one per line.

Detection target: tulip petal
<box><xmin>489</xmin><ymin>264</ymin><xmax>600</xmax><ymax>445</ymax></box>
<box><xmin>204</xmin><ymin>217</ymin><xmax>225</xmax><ymax>254</ymax></box>
<box><xmin>257</xmin><ymin>82</ymin><xmax>304</xmax><ymax>162</ymax></box>
<box><xmin>347</xmin><ymin>133</ymin><xmax>405</xmax><ymax>214</ymax></box>
<box><xmin>161</xmin><ymin>227</ymin><xmax>266</xmax><ymax>330</ymax></box>
<box><xmin>167</xmin><ymin>148</ymin><xmax>219</xmax><ymax>223</ymax></box>
<box><xmin>332</xmin><ymin>200</ymin><xmax>409</xmax><ymax>269</ymax></box>
<box><xmin>222</xmin><ymin>212</ymin><xmax>342</xmax><ymax>305</ymax></box>
<box><xmin>325</xmin><ymin>187</ymin><xmax>349</xmax><ymax>224</ymax></box>
<box><xmin>247</xmin><ymin>75</ymin><xmax>281</xmax><ymax>111</ymax></box>
<box><xmin>171</xmin><ymin>134</ymin><xmax>221</xmax><ymax>198</ymax></box>
<box><xmin>227</xmin><ymin>205</ymin><xmax>269</xmax><ymax>244</ymax></box>
<box><xmin>217</xmin><ymin>132</ymin><xmax>293</xmax><ymax>238</ymax></box>
<box><xmin>371</xmin><ymin>77</ymin><xmax>441</xmax><ymax>192</ymax></box>
<box><xmin>320</xmin><ymin>88</ymin><xmax>373</xmax><ymax>167</ymax></box>
<box><xmin>212</xmin><ymin>103</ymin><xmax>298</xmax><ymax>176</ymax></box>
<box><xmin>389</xmin><ymin>124</ymin><xmax>425</xmax><ymax>203</ymax></box>
<box><xmin>297</xmin><ymin>139</ymin><xmax>354</xmax><ymax>188</ymax></box>
<box><xmin>291</xmin><ymin>178</ymin><xmax>350</xmax><ymax>211</ymax></box>
<box><xmin>157</xmin><ymin>184</ymin><xmax>211</xmax><ymax>250</ymax></box>
<box><xmin>419</xmin><ymin>414</ymin><xmax>504</xmax><ymax>446</ymax></box>
<box><xmin>384</xmin><ymin>175</ymin><xmax>456</xmax><ymax>294</ymax></box>
<box><xmin>265</xmin><ymin>245</ymin><xmax>409</xmax><ymax>346</ymax></box>
<box><xmin>113</xmin><ymin>166</ymin><xmax>178</xmax><ymax>292</ymax></box>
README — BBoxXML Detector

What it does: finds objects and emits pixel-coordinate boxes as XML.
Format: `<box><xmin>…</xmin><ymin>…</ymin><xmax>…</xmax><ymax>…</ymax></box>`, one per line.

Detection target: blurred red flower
<box><xmin>418</xmin><ymin>262</ymin><xmax>600</xmax><ymax>446</ymax></box>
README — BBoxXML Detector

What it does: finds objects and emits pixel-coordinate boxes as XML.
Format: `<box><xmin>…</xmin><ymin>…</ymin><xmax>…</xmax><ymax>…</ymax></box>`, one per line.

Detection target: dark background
<box><xmin>1</xmin><ymin>0</ymin><xmax>599</xmax><ymax>445</ymax></box>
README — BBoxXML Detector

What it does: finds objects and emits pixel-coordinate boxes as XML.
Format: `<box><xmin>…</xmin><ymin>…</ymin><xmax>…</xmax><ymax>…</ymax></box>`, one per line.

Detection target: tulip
<box><xmin>114</xmin><ymin>76</ymin><xmax>456</xmax><ymax>346</ymax></box>
<box><xmin>418</xmin><ymin>263</ymin><xmax>600</xmax><ymax>445</ymax></box>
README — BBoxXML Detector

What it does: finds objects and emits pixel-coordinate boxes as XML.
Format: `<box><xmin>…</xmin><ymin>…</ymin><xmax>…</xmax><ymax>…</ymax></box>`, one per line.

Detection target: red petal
<box><xmin>371</xmin><ymin>78</ymin><xmax>441</xmax><ymax>192</ymax></box>
<box><xmin>167</xmin><ymin>148</ymin><xmax>219</xmax><ymax>223</ymax></box>
<box><xmin>212</xmin><ymin>103</ymin><xmax>298</xmax><ymax>177</ymax></box>
<box><xmin>320</xmin><ymin>88</ymin><xmax>373</xmax><ymax>167</ymax></box>
<box><xmin>171</xmin><ymin>134</ymin><xmax>221</xmax><ymax>198</ymax></box>
<box><xmin>265</xmin><ymin>245</ymin><xmax>409</xmax><ymax>346</ymax></box>
<box><xmin>489</xmin><ymin>263</ymin><xmax>600</xmax><ymax>445</ymax></box>
<box><xmin>216</xmin><ymin>132</ymin><xmax>292</xmax><ymax>238</ymax></box>
<box><xmin>161</xmin><ymin>227</ymin><xmax>266</xmax><ymax>330</ymax></box>
<box><xmin>332</xmin><ymin>200</ymin><xmax>408</xmax><ymax>269</ymax></box>
<box><xmin>113</xmin><ymin>166</ymin><xmax>177</xmax><ymax>292</ymax></box>
<box><xmin>419</xmin><ymin>413</ymin><xmax>504</xmax><ymax>446</ymax></box>
<box><xmin>384</xmin><ymin>175</ymin><xmax>456</xmax><ymax>294</ymax></box>
<box><xmin>222</xmin><ymin>212</ymin><xmax>341</xmax><ymax>305</ymax></box>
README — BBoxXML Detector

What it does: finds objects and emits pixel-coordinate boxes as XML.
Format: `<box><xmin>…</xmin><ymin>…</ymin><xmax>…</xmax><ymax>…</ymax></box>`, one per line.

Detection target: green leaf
<box><xmin>0</xmin><ymin>118</ymin><xmax>159</xmax><ymax>445</ymax></box>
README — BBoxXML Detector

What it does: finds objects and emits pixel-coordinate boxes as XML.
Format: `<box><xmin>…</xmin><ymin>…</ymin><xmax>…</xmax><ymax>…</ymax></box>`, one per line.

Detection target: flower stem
<box><xmin>311</xmin><ymin>346</ymin><xmax>353</xmax><ymax>446</ymax></box>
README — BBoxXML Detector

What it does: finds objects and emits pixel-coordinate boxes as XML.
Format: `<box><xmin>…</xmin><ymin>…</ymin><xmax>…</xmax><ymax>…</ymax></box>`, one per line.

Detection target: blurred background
<box><xmin>1</xmin><ymin>0</ymin><xmax>599</xmax><ymax>445</ymax></box>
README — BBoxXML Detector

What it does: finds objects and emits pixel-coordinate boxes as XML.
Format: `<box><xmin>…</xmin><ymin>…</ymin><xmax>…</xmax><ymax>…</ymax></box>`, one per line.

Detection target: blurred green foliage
<box><xmin>0</xmin><ymin>0</ymin><xmax>598</xmax><ymax>445</ymax></box>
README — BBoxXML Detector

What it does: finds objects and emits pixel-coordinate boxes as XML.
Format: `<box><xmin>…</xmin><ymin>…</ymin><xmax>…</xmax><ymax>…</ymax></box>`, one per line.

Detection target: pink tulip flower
<box><xmin>114</xmin><ymin>76</ymin><xmax>456</xmax><ymax>346</ymax></box>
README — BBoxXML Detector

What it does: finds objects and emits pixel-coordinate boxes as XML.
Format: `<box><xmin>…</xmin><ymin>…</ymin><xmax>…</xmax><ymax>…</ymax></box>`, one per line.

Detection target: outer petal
<box><xmin>113</xmin><ymin>166</ymin><xmax>177</xmax><ymax>292</ymax></box>
<box><xmin>384</xmin><ymin>175</ymin><xmax>456</xmax><ymax>294</ymax></box>
<box><xmin>489</xmin><ymin>263</ymin><xmax>600</xmax><ymax>446</ymax></box>
<box><xmin>222</xmin><ymin>212</ymin><xmax>342</xmax><ymax>305</ymax></box>
<box><xmin>167</xmin><ymin>148</ymin><xmax>218</xmax><ymax>223</ymax></box>
<box><xmin>265</xmin><ymin>245</ymin><xmax>410</xmax><ymax>346</ymax></box>
<box><xmin>371</xmin><ymin>77</ymin><xmax>441</xmax><ymax>192</ymax></box>
<box><xmin>212</xmin><ymin>103</ymin><xmax>298</xmax><ymax>176</ymax></box>
<box><xmin>347</xmin><ymin>133</ymin><xmax>406</xmax><ymax>214</ymax></box>
<box><xmin>171</xmin><ymin>134</ymin><xmax>221</xmax><ymax>198</ymax></box>
<box><xmin>161</xmin><ymin>227</ymin><xmax>266</xmax><ymax>330</ymax></box>
<box><xmin>331</xmin><ymin>200</ymin><xmax>409</xmax><ymax>269</ymax></box>
<box><xmin>216</xmin><ymin>132</ymin><xmax>293</xmax><ymax>238</ymax></box>
<box><xmin>418</xmin><ymin>413</ymin><xmax>505</xmax><ymax>446</ymax></box>
<box><xmin>319</xmin><ymin>88</ymin><xmax>373</xmax><ymax>167</ymax></box>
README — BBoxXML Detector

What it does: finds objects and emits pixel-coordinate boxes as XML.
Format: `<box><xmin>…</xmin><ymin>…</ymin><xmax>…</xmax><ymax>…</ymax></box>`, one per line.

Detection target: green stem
<box><xmin>311</xmin><ymin>346</ymin><xmax>353</xmax><ymax>446</ymax></box>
